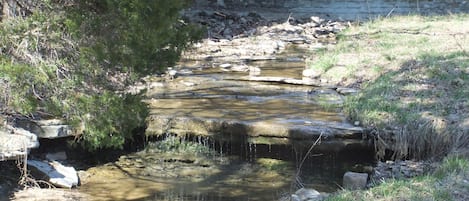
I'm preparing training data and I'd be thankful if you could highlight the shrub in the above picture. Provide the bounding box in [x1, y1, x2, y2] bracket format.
[0, 0, 202, 150]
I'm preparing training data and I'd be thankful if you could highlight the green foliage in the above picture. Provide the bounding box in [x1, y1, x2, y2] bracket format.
[69, 92, 149, 150]
[66, 0, 204, 76]
[0, 0, 202, 150]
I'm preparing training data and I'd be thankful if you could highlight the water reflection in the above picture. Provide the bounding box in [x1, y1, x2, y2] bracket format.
[79, 136, 374, 201]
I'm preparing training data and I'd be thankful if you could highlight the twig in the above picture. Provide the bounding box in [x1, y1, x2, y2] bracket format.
[214, 11, 226, 18]
[31, 84, 43, 100]
[296, 132, 323, 173]
[293, 132, 324, 189]
[386, 6, 397, 18]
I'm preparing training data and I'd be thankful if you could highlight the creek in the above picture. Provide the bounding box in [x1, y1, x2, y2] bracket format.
[77, 46, 376, 200]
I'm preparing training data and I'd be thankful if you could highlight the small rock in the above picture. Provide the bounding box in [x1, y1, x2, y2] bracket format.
[310, 16, 323, 24]
[343, 171, 368, 190]
[292, 188, 323, 201]
[354, 121, 360, 126]
[302, 69, 321, 78]
[249, 66, 261, 76]
[336, 87, 359, 95]
[167, 67, 177, 80]
[219, 63, 232, 68]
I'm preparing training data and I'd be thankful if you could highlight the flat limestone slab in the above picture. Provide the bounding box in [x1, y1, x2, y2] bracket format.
[145, 75, 364, 142]
[146, 115, 363, 141]
[0, 127, 39, 161]
[15, 119, 73, 139]
[28, 160, 79, 188]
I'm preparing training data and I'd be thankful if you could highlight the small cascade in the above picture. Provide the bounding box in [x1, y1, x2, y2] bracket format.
[79, 33, 375, 201]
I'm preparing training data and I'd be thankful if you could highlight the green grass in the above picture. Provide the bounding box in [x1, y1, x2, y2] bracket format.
[308, 14, 469, 160]
[312, 14, 469, 200]
[310, 49, 339, 72]
[326, 156, 469, 201]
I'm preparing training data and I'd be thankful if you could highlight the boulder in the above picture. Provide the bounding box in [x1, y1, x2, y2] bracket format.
[343, 171, 368, 190]
[28, 160, 79, 188]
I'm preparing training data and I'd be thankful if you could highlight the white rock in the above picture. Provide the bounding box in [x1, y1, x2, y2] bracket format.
[219, 63, 232, 68]
[302, 69, 321, 78]
[28, 160, 79, 188]
[293, 188, 322, 201]
[310, 16, 323, 24]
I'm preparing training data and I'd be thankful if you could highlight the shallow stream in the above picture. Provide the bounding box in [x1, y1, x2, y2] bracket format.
[78, 46, 375, 200]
